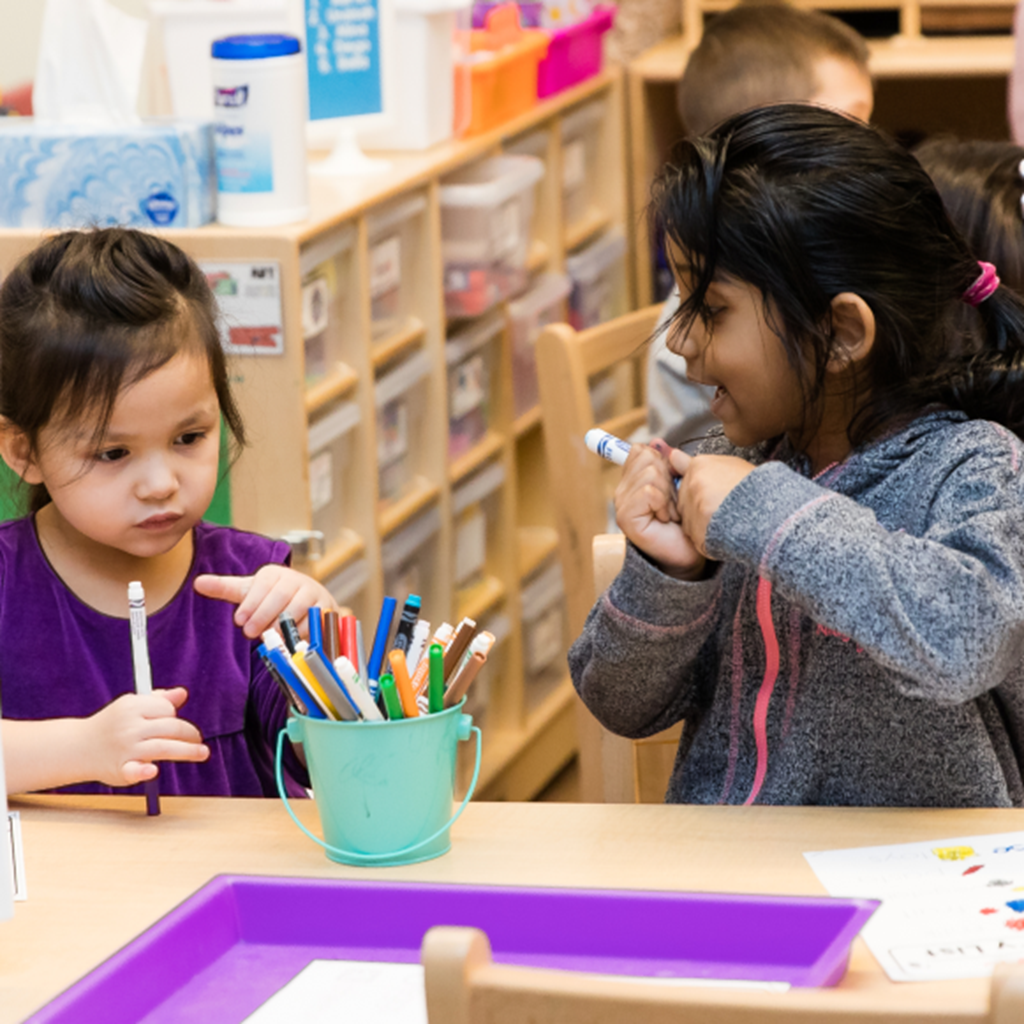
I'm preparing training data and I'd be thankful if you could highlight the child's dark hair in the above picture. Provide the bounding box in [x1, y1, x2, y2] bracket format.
[0, 228, 245, 512]
[913, 137, 1024, 296]
[651, 104, 1024, 446]
[678, 3, 869, 135]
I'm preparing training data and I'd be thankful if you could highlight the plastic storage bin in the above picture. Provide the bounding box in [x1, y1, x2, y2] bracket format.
[375, 349, 433, 503]
[300, 224, 358, 386]
[367, 194, 428, 340]
[560, 98, 604, 231]
[323, 556, 372, 625]
[441, 154, 545, 318]
[306, 398, 361, 553]
[452, 460, 505, 591]
[520, 558, 569, 708]
[507, 272, 571, 417]
[536, 5, 615, 98]
[446, 313, 502, 459]
[381, 504, 443, 612]
[454, 3, 549, 138]
[566, 229, 627, 330]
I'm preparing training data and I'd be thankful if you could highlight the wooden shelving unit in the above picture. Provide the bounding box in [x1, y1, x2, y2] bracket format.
[628, 0, 1016, 305]
[0, 66, 631, 802]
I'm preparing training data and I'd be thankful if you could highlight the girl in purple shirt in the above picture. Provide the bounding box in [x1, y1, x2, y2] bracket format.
[0, 229, 339, 797]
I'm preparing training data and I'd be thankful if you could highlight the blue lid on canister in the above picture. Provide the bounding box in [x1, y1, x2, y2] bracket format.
[211, 34, 301, 59]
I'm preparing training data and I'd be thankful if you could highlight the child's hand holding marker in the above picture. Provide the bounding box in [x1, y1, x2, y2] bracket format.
[194, 563, 343, 639]
[587, 428, 753, 578]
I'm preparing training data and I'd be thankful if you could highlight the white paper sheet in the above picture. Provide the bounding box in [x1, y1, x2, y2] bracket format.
[242, 960, 427, 1024]
[805, 831, 1024, 982]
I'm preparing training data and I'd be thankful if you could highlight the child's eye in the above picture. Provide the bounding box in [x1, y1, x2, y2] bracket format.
[176, 430, 207, 447]
[95, 447, 129, 463]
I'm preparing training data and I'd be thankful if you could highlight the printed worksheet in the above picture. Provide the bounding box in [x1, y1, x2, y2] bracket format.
[242, 960, 427, 1024]
[805, 831, 1024, 981]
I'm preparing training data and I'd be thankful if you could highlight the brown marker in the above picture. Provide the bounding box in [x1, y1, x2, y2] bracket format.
[442, 617, 477, 683]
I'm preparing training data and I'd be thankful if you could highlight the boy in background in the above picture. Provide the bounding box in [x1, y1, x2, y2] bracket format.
[648, 1, 874, 447]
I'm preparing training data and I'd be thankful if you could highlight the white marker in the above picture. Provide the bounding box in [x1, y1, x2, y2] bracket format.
[128, 581, 160, 816]
[585, 428, 632, 466]
[585, 428, 680, 491]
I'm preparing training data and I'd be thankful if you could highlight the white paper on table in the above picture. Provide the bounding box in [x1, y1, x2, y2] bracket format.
[242, 960, 428, 1024]
[805, 831, 1024, 982]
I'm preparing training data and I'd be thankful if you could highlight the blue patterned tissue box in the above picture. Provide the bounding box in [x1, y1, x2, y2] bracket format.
[0, 119, 216, 228]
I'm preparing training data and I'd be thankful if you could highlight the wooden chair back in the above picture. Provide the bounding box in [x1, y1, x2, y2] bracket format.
[536, 306, 679, 803]
[423, 925, 1024, 1024]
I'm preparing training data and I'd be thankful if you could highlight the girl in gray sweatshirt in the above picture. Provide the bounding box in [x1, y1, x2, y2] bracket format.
[569, 105, 1024, 807]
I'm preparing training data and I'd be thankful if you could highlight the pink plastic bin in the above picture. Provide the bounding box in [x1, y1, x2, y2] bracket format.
[536, 5, 615, 98]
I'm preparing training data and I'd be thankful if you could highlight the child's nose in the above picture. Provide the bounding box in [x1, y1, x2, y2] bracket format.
[137, 456, 177, 500]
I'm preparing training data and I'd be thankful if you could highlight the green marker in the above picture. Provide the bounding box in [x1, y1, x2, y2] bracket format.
[428, 642, 445, 714]
[380, 672, 404, 720]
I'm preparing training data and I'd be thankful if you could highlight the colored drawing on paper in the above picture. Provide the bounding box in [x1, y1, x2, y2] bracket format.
[1006, 900, 1024, 913]
[1007, 919, 1024, 931]
[963, 865, 984, 876]
[933, 846, 975, 861]
[981, 908, 997, 915]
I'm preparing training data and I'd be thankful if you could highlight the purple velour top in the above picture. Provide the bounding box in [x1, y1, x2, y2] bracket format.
[0, 517, 308, 797]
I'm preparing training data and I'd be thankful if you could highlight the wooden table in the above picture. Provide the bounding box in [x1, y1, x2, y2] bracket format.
[3, 796, 1024, 1022]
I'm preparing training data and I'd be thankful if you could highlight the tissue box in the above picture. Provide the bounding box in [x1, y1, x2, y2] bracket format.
[0, 119, 216, 228]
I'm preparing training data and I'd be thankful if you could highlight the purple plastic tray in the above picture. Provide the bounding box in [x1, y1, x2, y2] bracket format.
[29, 875, 878, 1023]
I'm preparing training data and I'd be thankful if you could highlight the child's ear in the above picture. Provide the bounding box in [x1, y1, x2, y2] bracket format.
[827, 292, 876, 372]
[0, 419, 43, 484]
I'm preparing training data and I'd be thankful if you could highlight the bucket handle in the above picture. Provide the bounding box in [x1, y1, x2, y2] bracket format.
[274, 722, 483, 863]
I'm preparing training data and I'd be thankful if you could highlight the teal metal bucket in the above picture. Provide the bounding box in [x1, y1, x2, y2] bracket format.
[275, 702, 482, 867]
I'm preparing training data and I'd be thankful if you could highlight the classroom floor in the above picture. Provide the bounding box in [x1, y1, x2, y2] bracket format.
[535, 757, 581, 801]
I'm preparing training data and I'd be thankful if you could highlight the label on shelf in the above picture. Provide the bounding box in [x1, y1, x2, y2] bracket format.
[562, 138, 586, 192]
[309, 450, 333, 512]
[450, 353, 486, 420]
[201, 260, 284, 356]
[302, 275, 331, 338]
[369, 234, 401, 300]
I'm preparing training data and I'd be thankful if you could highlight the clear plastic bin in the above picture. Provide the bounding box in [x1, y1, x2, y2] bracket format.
[446, 313, 502, 459]
[566, 229, 627, 331]
[367, 194, 428, 340]
[507, 272, 570, 418]
[440, 154, 545, 318]
[307, 399, 361, 553]
[300, 225, 357, 387]
[559, 99, 605, 232]
[381, 505, 443, 613]
[375, 349, 433, 503]
[452, 459, 505, 591]
[323, 556, 372, 625]
[520, 558, 569, 709]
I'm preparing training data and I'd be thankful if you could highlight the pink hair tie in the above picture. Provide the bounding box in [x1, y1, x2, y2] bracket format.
[962, 261, 1000, 306]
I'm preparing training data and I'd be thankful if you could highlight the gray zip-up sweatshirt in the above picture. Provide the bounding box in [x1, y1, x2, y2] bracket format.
[568, 411, 1024, 807]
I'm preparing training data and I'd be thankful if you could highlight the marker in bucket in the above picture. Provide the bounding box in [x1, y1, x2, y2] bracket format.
[585, 428, 680, 491]
[444, 631, 494, 708]
[367, 596, 397, 696]
[428, 643, 445, 714]
[127, 581, 160, 816]
[379, 672, 404, 720]
[388, 648, 419, 718]
[392, 594, 421, 654]
[333, 656, 384, 721]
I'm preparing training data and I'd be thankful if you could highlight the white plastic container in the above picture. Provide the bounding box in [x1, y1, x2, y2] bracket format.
[212, 33, 309, 226]
[507, 273, 571, 418]
[566, 230, 627, 330]
[324, 556, 372, 624]
[446, 313, 502, 459]
[307, 399, 361, 553]
[560, 99, 605, 230]
[359, 0, 472, 150]
[148, 0, 297, 120]
[440, 155, 545, 318]
[375, 349, 433, 502]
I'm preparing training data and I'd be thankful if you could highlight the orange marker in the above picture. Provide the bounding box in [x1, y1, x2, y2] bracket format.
[388, 648, 420, 718]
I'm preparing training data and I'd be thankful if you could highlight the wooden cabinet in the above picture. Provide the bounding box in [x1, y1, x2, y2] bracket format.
[0, 67, 631, 801]
[628, 0, 1017, 306]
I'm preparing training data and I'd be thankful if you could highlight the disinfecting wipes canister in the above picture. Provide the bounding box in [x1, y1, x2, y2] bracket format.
[212, 34, 309, 227]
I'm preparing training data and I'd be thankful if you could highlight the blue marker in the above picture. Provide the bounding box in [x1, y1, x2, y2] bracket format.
[265, 644, 327, 719]
[308, 606, 323, 654]
[367, 596, 398, 687]
[392, 594, 421, 654]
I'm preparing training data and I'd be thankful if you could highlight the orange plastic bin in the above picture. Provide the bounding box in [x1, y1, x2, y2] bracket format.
[455, 3, 549, 138]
